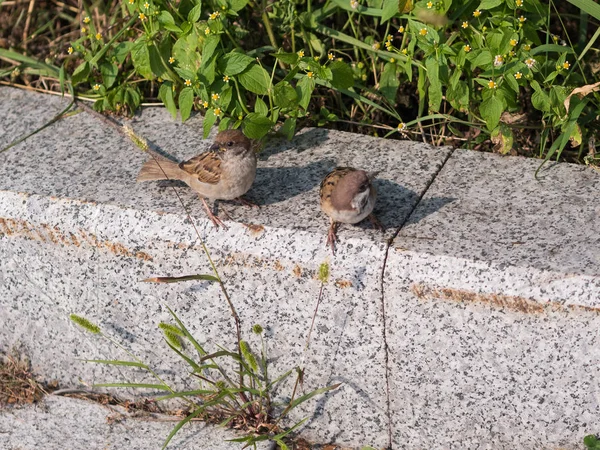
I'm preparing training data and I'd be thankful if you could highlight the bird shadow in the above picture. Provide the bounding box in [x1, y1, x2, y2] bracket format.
[246, 158, 336, 206]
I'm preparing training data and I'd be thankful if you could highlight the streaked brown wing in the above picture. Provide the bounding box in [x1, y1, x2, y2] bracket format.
[319, 167, 356, 199]
[179, 152, 221, 185]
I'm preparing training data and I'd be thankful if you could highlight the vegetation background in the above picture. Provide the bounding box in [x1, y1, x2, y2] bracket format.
[1, 0, 599, 169]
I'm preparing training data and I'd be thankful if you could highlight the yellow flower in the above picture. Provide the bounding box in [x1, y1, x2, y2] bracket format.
[494, 55, 504, 67]
[214, 108, 222, 116]
[401, 48, 408, 55]
[139, 12, 146, 20]
[482, 26, 487, 32]
[172, 85, 176, 92]
[525, 57, 535, 68]
[419, 28, 427, 36]
[144, 1, 149, 8]
[509, 50, 515, 57]
[205, 27, 210, 35]
[93, 84, 101, 91]
[95, 33, 102, 40]
[563, 61, 570, 69]
[68, 46, 73, 55]
[212, 93, 220, 101]
[372, 42, 381, 50]
[157, 77, 163, 82]
[397, 122, 406, 131]
[385, 42, 392, 51]
[426, 1, 433, 8]
[519, 15, 526, 22]
[350, 0, 359, 9]
[297, 50, 305, 57]
[83, 16, 90, 24]
[81, 27, 86, 34]
[516, 0, 523, 6]
[168, 56, 175, 63]
[202, 101, 209, 108]
[462, 21, 468, 29]
[398, 25, 405, 33]
[185, 79, 192, 86]
[307, 71, 314, 78]
[386, 34, 393, 42]
[514, 72, 522, 79]
[128, 0, 134, 3]
[223, 75, 230, 82]
[473, 9, 481, 17]
[209, 11, 220, 20]
[361, 74, 367, 81]
[463, 44, 471, 52]
[313, 56, 319, 61]
[390, 57, 396, 63]
[523, 44, 531, 51]
[488, 80, 497, 89]
[327, 53, 334, 60]
[510, 39, 518, 46]
[552, 34, 559, 43]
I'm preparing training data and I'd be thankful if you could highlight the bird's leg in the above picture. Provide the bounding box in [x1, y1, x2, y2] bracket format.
[233, 196, 259, 208]
[368, 213, 384, 231]
[326, 219, 339, 253]
[200, 197, 227, 228]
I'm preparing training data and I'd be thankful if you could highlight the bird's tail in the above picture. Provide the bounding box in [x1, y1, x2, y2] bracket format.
[137, 157, 181, 181]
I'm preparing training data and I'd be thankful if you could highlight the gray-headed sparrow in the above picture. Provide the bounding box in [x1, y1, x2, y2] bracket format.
[137, 129, 256, 227]
[320, 167, 382, 251]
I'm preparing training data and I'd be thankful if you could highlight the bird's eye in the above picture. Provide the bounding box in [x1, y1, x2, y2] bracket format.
[227, 141, 234, 147]
[359, 183, 369, 192]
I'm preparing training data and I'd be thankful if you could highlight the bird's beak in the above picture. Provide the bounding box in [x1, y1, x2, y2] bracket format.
[209, 143, 221, 152]
[367, 170, 380, 180]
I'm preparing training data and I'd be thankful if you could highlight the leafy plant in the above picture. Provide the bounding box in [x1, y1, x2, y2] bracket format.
[585, 434, 600, 450]
[70, 311, 339, 449]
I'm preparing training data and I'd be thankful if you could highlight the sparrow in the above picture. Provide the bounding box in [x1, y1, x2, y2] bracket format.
[319, 167, 382, 252]
[137, 129, 257, 227]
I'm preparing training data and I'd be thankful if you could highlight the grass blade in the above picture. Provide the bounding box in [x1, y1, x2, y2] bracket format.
[161, 406, 205, 449]
[93, 383, 170, 389]
[143, 274, 219, 283]
[83, 359, 148, 368]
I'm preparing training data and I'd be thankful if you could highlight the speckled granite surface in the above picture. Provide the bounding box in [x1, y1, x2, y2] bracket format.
[1, 86, 599, 449]
[0, 395, 274, 449]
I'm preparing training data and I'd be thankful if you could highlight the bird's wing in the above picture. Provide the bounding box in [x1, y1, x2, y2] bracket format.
[178, 152, 222, 185]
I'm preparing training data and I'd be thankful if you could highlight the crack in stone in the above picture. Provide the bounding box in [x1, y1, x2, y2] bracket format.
[378, 147, 455, 449]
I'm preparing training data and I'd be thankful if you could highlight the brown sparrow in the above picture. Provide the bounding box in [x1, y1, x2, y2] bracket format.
[137, 129, 257, 227]
[319, 167, 382, 251]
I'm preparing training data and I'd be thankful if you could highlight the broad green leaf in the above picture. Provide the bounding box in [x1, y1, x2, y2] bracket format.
[329, 60, 354, 90]
[179, 87, 195, 122]
[530, 81, 551, 112]
[381, 0, 398, 22]
[201, 35, 220, 66]
[272, 51, 299, 65]
[471, 50, 492, 68]
[280, 117, 296, 140]
[491, 123, 514, 155]
[242, 112, 274, 139]
[158, 11, 182, 32]
[159, 83, 178, 119]
[71, 61, 90, 85]
[203, 108, 218, 138]
[172, 33, 199, 71]
[531, 44, 576, 56]
[114, 42, 133, 64]
[274, 81, 298, 108]
[296, 75, 315, 110]
[238, 64, 271, 95]
[131, 38, 153, 79]
[229, 0, 250, 11]
[478, 0, 503, 9]
[425, 57, 442, 112]
[480, 94, 503, 130]
[254, 97, 269, 116]
[187, 4, 202, 22]
[504, 72, 519, 93]
[380, 62, 399, 103]
[220, 51, 254, 76]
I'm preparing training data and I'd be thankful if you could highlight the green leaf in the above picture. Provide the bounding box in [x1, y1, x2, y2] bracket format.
[100, 62, 118, 89]
[530, 44, 576, 55]
[491, 123, 514, 155]
[201, 34, 220, 67]
[238, 64, 271, 95]
[203, 108, 218, 138]
[220, 51, 254, 76]
[329, 60, 354, 90]
[296, 75, 315, 110]
[254, 97, 269, 116]
[566, 0, 600, 21]
[179, 87, 194, 122]
[479, 94, 504, 130]
[274, 81, 299, 109]
[584, 435, 599, 447]
[59, 64, 66, 95]
[83, 359, 148, 368]
[471, 50, 492, 69]
[71, 61, 90, 85]
[159, 83, 178, 119]
[280, 117, 297, 140]
[158, 11, 182, 32]
[243, 112, 274, 139]
[425, 57, 442, 112]
[530, 81, 551, 112]
[94, 383, 169, 389]
[187, 4, 202, 22]
[272, 51, 298, 65]
[478, 0, 503, 9]
[380, 62, 399, 103]
[229, 0, 250, 11]
[381, 0, 398, 22]
[172, 33, 199, 71]
[504, 72, 519, 93]
[131, 38, 153, 79]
